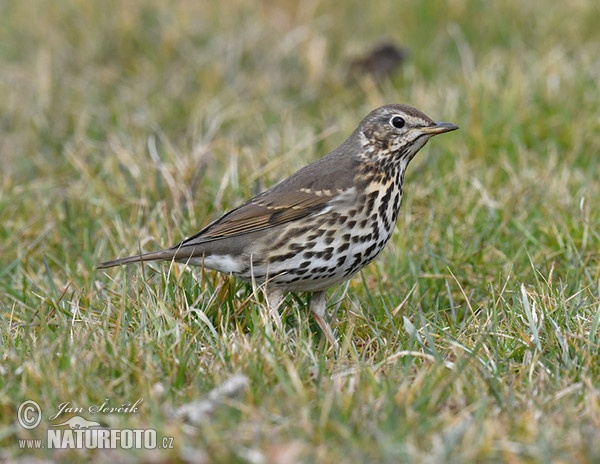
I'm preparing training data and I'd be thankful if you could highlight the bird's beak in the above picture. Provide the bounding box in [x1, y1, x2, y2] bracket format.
[422, 121, 459, 135]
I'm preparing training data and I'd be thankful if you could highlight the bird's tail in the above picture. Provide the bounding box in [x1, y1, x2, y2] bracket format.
[97, 249, 175, 269]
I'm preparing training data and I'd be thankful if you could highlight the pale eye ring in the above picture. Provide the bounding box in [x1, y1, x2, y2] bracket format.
[390, 115, 406, 129]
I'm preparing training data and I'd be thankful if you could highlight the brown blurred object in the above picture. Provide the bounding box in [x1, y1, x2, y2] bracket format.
[349, 41, 408, 83]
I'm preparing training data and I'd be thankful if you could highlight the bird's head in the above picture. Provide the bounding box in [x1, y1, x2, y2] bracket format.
[357, 104, 458, 166]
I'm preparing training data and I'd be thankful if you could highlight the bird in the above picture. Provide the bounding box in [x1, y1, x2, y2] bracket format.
[98, 104, 458, 347]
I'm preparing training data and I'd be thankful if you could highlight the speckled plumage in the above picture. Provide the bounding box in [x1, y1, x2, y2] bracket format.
[99, 104, 458, 347]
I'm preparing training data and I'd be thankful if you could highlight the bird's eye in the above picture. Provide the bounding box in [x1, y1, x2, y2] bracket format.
[390, 115, 406, 129]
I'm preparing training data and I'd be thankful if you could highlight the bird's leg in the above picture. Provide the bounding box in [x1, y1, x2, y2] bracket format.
[310, 290, 339, 349]
[265, 286, 284, 331]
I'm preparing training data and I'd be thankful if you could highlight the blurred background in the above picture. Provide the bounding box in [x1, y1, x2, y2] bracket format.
[2, 0, 599, 462]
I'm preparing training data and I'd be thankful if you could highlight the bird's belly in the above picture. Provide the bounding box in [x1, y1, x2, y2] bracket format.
[198, 182, 402, 292]
[235, 221, 396, 292]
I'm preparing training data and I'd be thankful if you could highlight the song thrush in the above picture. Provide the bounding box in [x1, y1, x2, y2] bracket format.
[99, 104, 458, 347]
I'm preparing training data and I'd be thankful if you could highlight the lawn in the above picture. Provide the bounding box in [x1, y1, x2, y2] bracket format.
[1, 0, 599, 462]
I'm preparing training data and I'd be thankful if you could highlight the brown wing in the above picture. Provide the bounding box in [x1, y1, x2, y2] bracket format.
[98, 129, 363, 268]
[97, 187, 338, 268]
[176, 148, 360, 248]
[177, 187, 336, 247]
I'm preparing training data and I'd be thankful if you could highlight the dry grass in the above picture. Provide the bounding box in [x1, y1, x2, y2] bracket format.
[1, 0, 600, 462]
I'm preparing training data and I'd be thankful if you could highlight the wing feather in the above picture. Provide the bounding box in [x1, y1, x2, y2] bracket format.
[178, 189, 336, 247]
[177, 153, 359, 248]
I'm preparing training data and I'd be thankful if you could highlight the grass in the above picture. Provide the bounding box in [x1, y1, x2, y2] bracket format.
[1, 0, 599, 462]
